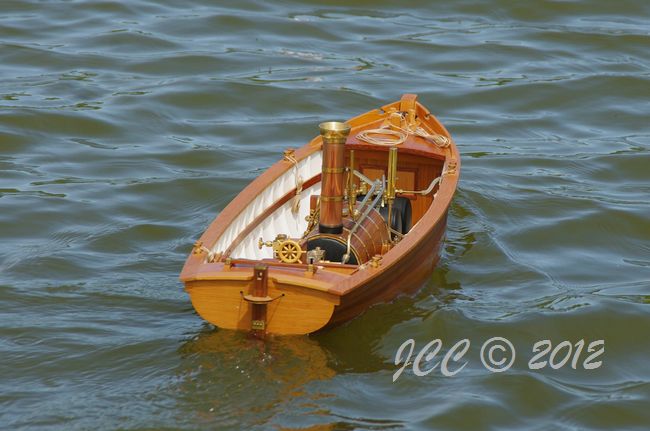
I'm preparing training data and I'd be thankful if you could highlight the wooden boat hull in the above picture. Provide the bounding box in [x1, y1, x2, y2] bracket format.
[180, 94, 460, 335]
[185, 278, 340, 335]
[328, 213, 447, 327]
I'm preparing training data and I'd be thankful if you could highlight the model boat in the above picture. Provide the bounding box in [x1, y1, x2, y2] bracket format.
[180, 94, 460, 335]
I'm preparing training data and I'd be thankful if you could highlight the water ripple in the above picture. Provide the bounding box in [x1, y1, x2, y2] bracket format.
[1, 0, 649, 429]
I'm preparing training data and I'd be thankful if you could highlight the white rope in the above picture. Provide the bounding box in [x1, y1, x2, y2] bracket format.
[284, 152, 303, 214]
[356, 128, 406, 146]
[393, 124, 450, 148]
[356, 111, 450, 148]
[195, 243, 218, 262]
[399, 176, 441, 196]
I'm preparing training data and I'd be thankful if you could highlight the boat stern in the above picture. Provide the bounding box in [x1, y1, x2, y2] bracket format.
[183, 262, 341, 335]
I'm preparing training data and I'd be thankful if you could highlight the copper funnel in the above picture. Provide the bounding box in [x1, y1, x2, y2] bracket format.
[318, 121, 351, 234]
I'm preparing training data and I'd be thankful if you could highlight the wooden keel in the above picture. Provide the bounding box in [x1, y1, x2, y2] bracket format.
[249, 265, 269, 337]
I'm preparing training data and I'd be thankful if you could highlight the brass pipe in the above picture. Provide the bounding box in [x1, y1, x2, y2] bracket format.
[386, 147, 398, 240]
[347, 149, 356, 219]
[318, 121, 351, 234]
[387, 147, 398, 201]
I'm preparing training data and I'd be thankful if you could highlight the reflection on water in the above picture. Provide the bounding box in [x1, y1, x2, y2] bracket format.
[1, 0, 649, 428]
[175, 327, 336, 429]
[174, 264, 462, 429]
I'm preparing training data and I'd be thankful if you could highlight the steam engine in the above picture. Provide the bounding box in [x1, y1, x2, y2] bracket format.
[260, 121, 411, 266]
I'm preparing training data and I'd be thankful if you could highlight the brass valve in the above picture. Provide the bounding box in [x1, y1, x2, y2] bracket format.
[258, 238, 274, 249]
[277, 239, 304, 264]
[258, 234, 305, 263]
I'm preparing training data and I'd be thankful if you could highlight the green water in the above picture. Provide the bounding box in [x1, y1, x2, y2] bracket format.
[1, 1, 649, 429]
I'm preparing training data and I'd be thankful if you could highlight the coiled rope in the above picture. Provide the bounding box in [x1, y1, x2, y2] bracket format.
[356, 128, 406, 146]
[395, 124, 450, 148]
[356, 112, 450, 148]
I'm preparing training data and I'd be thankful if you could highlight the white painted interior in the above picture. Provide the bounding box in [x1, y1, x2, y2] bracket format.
[211, 151, 322, 259]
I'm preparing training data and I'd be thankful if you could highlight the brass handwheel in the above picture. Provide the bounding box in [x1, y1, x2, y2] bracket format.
[277, 240, 303, 263]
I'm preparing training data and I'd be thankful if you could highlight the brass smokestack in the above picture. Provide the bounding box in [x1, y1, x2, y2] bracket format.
[318, 121, 351, 234]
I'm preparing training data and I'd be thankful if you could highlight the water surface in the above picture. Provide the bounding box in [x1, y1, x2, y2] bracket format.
[1, 0, 649, 429]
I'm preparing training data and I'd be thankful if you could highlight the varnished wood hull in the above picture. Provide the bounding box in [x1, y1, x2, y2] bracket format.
[327, 213, 447, 327]
[180, 94, 460, 335]
[185, 277, 340, 335]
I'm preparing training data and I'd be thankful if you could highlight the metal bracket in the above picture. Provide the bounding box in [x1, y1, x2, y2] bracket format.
[240, 291, 285, 304]
[251, 320, 265, 330]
